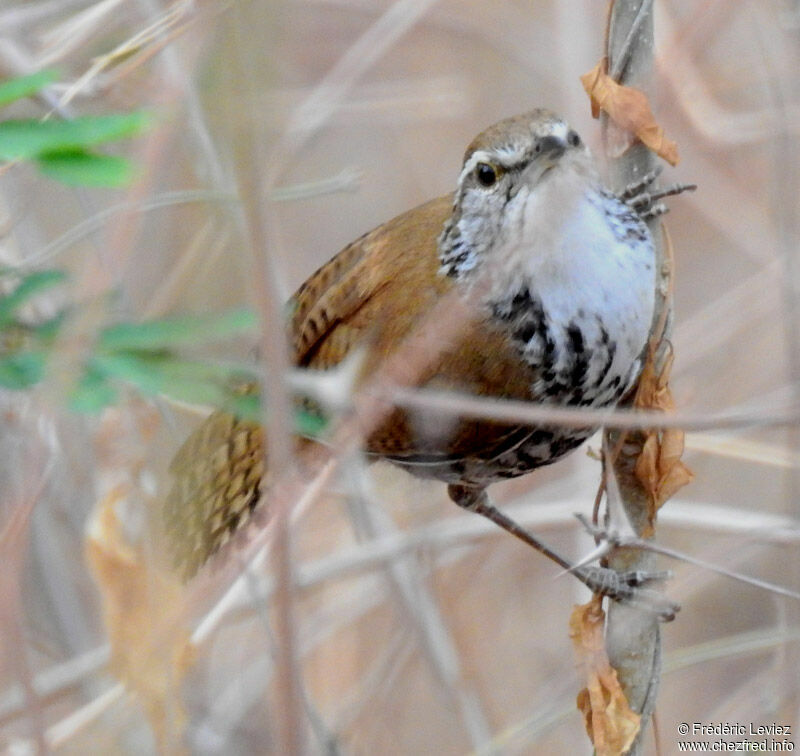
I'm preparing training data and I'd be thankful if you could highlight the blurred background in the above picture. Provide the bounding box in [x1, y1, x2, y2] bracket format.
[1, 0, 799, 753]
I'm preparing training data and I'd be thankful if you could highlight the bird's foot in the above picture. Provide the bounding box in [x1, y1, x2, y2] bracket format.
[618, 165, 697, 220]
[575, 564, 680, 621]
[448, 484, 680, 621]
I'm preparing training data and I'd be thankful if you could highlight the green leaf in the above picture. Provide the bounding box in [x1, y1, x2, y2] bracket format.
[227, 392, 261, 422]
[294, 407, 327, 438]
[221, 393, 326, 436]
[0, 70, 58, 108]
[37, 150, 133, 187]
[32, 312, 66, 343]
[0, 112, 151, 160]
[90, 352, 171, 395]
[0, 269, 67, 328]
[70, 365, 118, 412]
[91, 352, 233, 396]
[154, 377, 235, 409]
[88, 351, 258, 412]
[0, 351, 46, 389]
[99, 309, 257, 350]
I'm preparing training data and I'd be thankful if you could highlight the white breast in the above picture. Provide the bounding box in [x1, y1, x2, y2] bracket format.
[486, 173, 656, 405]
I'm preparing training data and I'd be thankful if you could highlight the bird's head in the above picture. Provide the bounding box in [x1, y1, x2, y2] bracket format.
[439, 109, 596, 280]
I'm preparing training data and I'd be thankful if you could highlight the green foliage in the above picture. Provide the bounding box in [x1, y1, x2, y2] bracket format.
[37, 151, 133, 188]
[0, 350, 47, 389]
[0, 269, 257, 410]
[69, 362, 119, 412]
[0, 70, 57, 108]
[294, 407, 328, 438]
[99, 309, 257, 350]
[0, 74, 328, 437]
[81, 352, 248, 412]
[0, 70, 150, 188]
[0, 270, 328, 437]
[0, 269, 66, 328]
[0, 113, 151, 160]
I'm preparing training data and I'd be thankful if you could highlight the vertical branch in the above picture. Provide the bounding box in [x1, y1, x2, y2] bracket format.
[230, 5, 305, 753]
[601, 1, 666, 753]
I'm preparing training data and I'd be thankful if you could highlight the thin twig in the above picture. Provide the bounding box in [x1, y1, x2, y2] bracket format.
[576, 514, 800, 601]
[609, 0, 655, 80]
[384, 384, 800, 432]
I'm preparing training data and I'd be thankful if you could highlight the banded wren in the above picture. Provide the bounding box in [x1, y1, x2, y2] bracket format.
[165, 109, 689, 610]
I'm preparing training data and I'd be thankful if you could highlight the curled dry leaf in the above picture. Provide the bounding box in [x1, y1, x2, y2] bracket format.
[86, 486, 194, 752]
[581, 61, 680, 166]
[571, 597, 641, 755]
[633, 350, 694, 533]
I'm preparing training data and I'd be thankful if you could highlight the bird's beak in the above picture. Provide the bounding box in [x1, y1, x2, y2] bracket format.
[521, 133, 568, 189]
[538, 134, 567, 162]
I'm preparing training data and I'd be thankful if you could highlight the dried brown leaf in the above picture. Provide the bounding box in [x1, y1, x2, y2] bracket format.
[571, 598, 641, 755]
[632, 349, 693, 527]
[86, 487, 194, 752]
[658, 461, 695, 504]
[581, 61, 680, 166]
[634, 433, 659, 500]
[659, 427, 686, 476]
[636, 350, 675, 412]
[634, 357, 657, 409]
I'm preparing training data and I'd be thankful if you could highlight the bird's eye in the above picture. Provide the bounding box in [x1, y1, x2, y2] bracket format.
[475, 162, 498, 187]
[568, 130, 581, 147]
[533, 142, 542, 155]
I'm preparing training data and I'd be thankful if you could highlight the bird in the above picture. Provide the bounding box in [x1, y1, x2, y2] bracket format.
[164, 108, 689, 609]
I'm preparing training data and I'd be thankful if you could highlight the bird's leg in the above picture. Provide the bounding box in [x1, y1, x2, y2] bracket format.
[447, 484, 679, 621]
[618, 165, 697, 221]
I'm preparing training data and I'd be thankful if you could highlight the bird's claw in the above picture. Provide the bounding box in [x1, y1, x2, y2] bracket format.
[619, 166, 664, 201]
[575, 565, 680, 622]
[618, 165, 697, 220]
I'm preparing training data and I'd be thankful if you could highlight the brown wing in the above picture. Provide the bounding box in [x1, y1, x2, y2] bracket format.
[163, 196, 454, 576]
[291, 195, 454, 368]
[290, 195, 540, 464]
[165, 194, 539, 576]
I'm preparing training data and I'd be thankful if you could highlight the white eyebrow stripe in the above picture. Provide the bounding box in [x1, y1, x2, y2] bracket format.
[459, 151, 492, 184]
[550, 120, 568, 142]
[493, 144, 528, 164]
